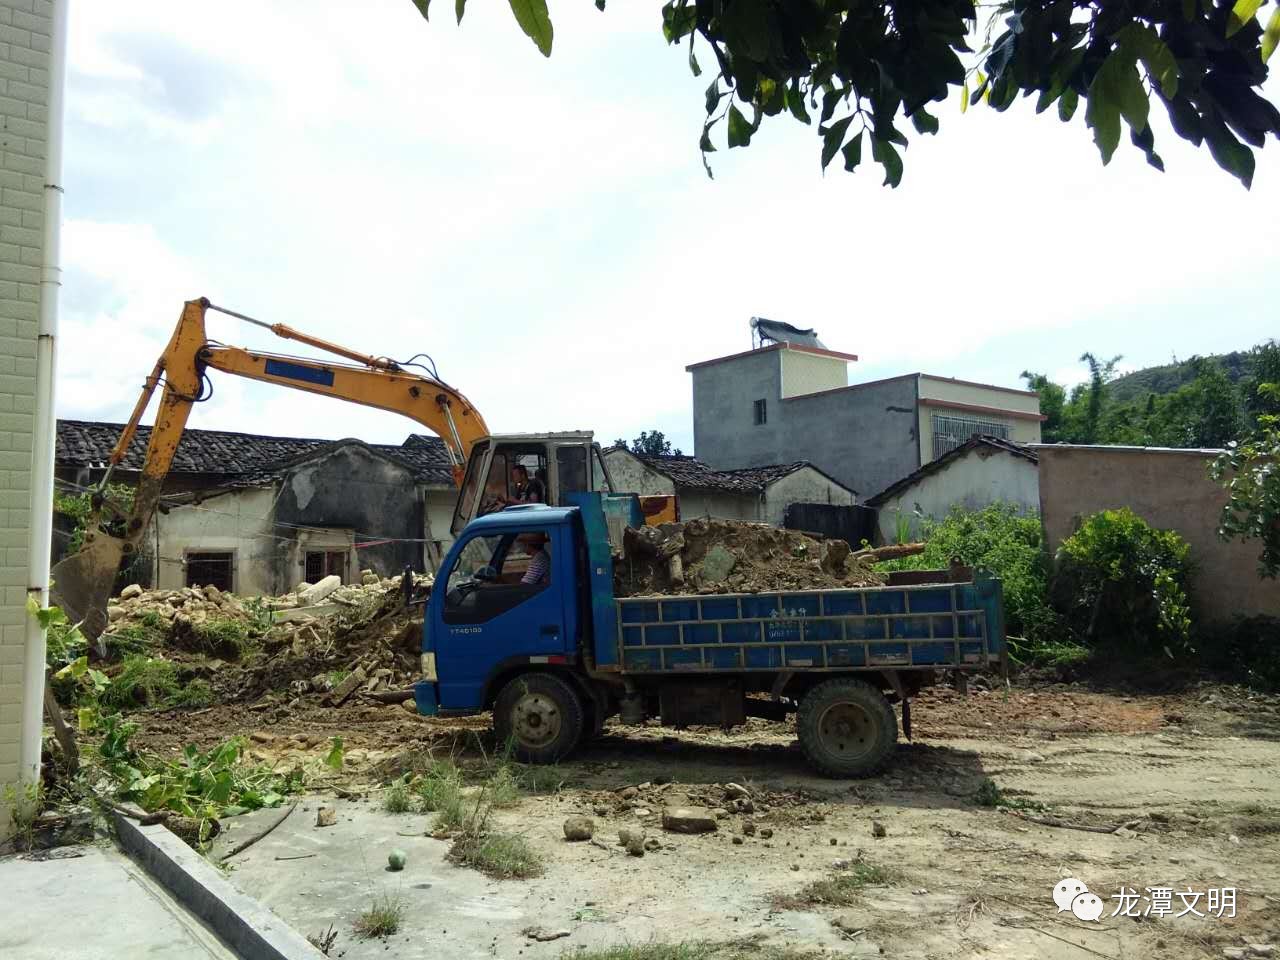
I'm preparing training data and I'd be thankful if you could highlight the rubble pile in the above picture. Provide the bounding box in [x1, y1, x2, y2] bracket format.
[615, 518, 884, 597]
[104, 569, 432, 706]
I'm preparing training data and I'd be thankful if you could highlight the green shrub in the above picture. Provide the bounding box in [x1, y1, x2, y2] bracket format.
[1052, 508, 1193, 654]
[185, 618, 253, 659]
[1200, 616, 1280, 691]
[880, 503, 1055, 642]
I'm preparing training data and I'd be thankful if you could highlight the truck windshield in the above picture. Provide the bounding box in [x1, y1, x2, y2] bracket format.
[447, 535, 502, 591]
[450, 441, 488, 537]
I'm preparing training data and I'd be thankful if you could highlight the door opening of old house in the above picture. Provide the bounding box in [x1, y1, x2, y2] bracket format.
[186, 552, 233, 592]
[306, 550, 348, 584]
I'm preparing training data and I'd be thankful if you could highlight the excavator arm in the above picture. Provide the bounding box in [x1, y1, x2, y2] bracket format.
[51, 297, 488, 639]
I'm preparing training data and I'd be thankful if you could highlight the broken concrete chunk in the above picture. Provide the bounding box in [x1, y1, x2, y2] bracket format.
[626, 835, 645, 857]
[399, 699, 417, 715]
[662, 807, 718, 834]
[315, 806, 337, 827]
[107, 605, 125, 622]
[523, 927, 570, 943]
[120, 584, 144, 600]
[699, 545, 737, 583]
[723, 783, 750, 800]
[563, 816, 594, 842]
[203, 584, 222, 601]
[328, 667, 367, 706]
[871, 820, 887, 838]
[298, 575, 341, 606]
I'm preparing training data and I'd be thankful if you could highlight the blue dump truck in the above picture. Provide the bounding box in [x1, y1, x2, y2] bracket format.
[414, 495, 1006, 777]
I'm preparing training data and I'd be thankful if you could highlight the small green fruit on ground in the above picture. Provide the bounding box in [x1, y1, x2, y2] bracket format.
[388, 849, 407, 871]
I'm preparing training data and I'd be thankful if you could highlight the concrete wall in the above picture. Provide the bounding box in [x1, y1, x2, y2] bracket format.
[1035, 445, 1280, 623]
[691, 349, 785, 472]
[874, 451, 1040, 543]
[679, 490, 760, 522]
[779, 350, 847, 399]
[602, 449, 677, 496]
[0, 0, 51, 841]
[917, 376, 1043, 461]
[762, 466, 857, 527]
[423, 488, 456, 571]
[155, 487, 278, 595]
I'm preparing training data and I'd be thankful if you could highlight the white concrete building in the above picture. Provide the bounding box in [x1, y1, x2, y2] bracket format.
[865, 436, 1040, 543]
[604, 447, 856, 526]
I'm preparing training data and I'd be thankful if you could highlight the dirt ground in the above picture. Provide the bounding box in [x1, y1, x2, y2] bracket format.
[154, 679, 1280, 960]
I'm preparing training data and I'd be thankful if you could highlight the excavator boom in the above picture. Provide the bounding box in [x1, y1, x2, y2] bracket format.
[51, 298, 488, 639]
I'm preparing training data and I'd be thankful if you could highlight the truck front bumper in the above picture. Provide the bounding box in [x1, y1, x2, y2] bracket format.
[413, 681, 439, 716]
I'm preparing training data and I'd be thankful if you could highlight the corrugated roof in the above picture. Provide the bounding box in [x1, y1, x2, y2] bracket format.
[865, 435, 1038, 507]
[56, 419, 455, 487]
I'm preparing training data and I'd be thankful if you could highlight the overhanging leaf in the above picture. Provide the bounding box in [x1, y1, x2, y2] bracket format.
[508, 0, 553, 56]
[1228, 0, 1264, 37]
[411, 0, 431, 20]
[688, 33, 701, 77]
[705, 80, 723, 115]
[1118, 24, 1179, 99]
[1263, 7, 1280, 61]
[870, 135, 903, 187]
[961, 81, 969, 113]
[1203, 113, 1256, 188]
[820, 115, 854, 170]
[455, 0, 466, 24]
[841, 131, 863, 171]
[727, 104, 753, 147]
[910, 107, 939, 135]
[699, 124, 717, 153]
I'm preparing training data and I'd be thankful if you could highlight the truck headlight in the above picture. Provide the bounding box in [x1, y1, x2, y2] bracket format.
[420, 652, 437, 681]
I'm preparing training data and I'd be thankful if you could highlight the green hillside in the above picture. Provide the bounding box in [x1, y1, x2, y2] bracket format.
[1108, 351, 1255, 403]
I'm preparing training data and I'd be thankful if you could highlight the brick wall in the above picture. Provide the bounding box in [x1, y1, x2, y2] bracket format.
[0, 0, 51, 840]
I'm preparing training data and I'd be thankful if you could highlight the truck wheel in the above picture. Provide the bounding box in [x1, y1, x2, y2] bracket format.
[494, 672, 585, 764]
[797, 678, 897, 778]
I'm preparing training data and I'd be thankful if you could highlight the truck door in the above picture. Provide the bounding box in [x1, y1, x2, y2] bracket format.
[434, 525, 570, 710]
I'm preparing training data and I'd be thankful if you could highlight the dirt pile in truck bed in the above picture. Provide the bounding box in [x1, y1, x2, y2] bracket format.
[614, 518, 883, 597]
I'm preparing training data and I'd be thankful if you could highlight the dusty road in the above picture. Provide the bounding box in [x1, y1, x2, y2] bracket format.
[192, 682, 1280, 960]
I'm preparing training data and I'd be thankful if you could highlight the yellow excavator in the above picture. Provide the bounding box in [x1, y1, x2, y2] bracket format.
[51, 297, 625, 639]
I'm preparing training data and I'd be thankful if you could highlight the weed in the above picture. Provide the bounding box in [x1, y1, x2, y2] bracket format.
[511, 762, 566, 794]
[2, 781, 42, 851]
[308, 925, 339, 955]
[103, 655, 179, 709]
[383, 776, 414, 814]
[352, 892, 404, 939]
[573, 906, 609, 922]
[243, 597, 275, 634]
[972, 777, 1046, 811]
[326, 669, 349, 688]
[486, 766, 521, 808]
[773, 862, 897, 909]
[190, 618, 254, 659]
[415, 763, 465, 827]
[450, 830, 543, 879]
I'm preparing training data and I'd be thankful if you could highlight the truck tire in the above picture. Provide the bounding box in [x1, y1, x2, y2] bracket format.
[494, 672, 585, 764]
[797, 678, 897, 778]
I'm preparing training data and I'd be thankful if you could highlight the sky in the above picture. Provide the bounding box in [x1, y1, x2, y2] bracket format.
[58, 2, 1280, 455]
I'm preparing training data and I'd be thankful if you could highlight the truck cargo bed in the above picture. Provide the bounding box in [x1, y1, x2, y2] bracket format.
[615, 577, 1004, 674]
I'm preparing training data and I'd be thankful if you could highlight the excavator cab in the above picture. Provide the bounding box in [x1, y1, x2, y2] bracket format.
[450, 433, 615, 537]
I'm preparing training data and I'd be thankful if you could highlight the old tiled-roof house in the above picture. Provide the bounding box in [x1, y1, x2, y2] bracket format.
[602, 447, 856, 525]
[55, 420, 458, 594]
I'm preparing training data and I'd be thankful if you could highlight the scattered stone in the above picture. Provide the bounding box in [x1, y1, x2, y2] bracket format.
[735, 798, 755, 814]
[732, 836, 744, 845]
[563, 816, 594, 842]
[742, 822, 757, 837]
[594, 804, 609, 817]
[107, 605, 125, 622]
[315, 806, 337, 828]
[328, 667, 367, 706]
[203, 584, 222, 602]
[619, 787, 639, 801]
[713, 808, 729, 820]
[700, 545, 737, 583]
[791, 864, 800, 871]
[662, 807, 719, 834]
[120, 584, 143, 600]
[759, 827, 773, 839]
[724, 783, 750, 800]
[523, 927, 571, 943]
[626, 836, 645, 857]
[912, 888, 929, 895]
[400, 699, 417, 715]
[618, 828, 640, 847]
[1224, 950, 1247, 960]
[1229, 834, 1241, 845]
[643, 837, 661, 851]
[871, 820, 887, 838]
[1249, 947, 1276, 958]
[249, 731, 273, 744]
[298, 575, 342, 606]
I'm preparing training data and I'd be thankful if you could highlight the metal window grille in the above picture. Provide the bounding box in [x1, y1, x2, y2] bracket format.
[186, 552, 233, 592]
[931, 414, 1009, 458]
[753, 398, 767, 425]
[305, 550, 348, 583]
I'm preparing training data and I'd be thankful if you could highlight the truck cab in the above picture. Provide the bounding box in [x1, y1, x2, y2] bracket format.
[448, 433, 615, 537]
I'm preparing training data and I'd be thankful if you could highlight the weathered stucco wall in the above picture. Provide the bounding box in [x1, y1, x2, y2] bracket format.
[691, 349, 785, 472]
[680, 491, 760, 521]
[917, 377, 1043, 462]
[1035, 445, 1280, 623]
[779, 350, 847, 398]
[874, 451, 1040, 543]
[602, 450, 677, 496]
[156, 487, 277, 594]
[272, 445, 424, 592]
[762, 466, 857, 527]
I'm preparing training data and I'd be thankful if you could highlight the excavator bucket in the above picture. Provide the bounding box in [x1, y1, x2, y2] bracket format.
[49, 529, 125, 643]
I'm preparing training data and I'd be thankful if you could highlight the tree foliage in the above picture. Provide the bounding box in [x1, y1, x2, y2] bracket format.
[617, 430, 685, 456]
[410, 0, 1280, 186]
[1210, 381, 1280, 577]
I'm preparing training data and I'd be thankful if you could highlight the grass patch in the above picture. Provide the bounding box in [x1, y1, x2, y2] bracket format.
[1006, 635, 1091, 670]
[102, 655, 180, 709]
[415, 762, 466, 828]
[104, 623, 160, 658]
[168, 678, 214, 709]
[352, 892, 404, 939]
[772, 862, 898, 909]
[973, 777, 1047, 811]
[383, 776, 414, 814]
[486, 766, 521, 808]
[449, 830, 543, 879]
[189, 618, 254, 659]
